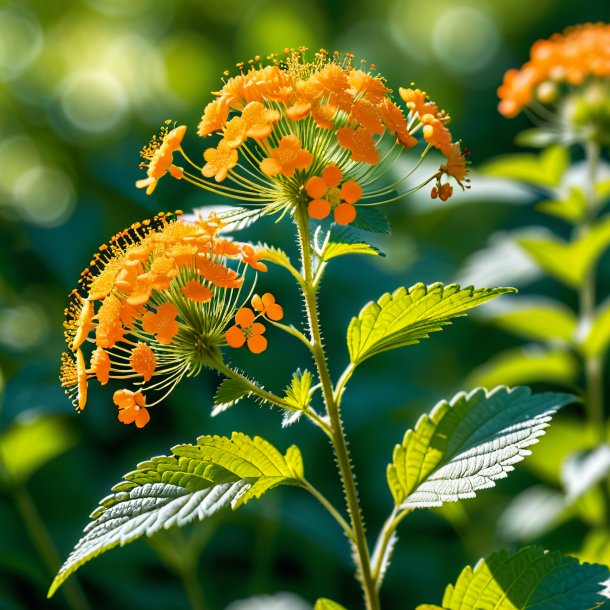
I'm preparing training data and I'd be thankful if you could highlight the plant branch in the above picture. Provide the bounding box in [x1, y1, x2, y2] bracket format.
[302, 479, 355, 541]
[294, 206, 380, 610]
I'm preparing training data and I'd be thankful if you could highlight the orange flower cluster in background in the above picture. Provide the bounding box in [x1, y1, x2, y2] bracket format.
[137, 48, 469, 222]
[498, 23, 610, 118]
[60, 211, 272, 427]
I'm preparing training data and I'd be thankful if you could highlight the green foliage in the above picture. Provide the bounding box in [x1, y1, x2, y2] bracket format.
[518, 216, 610, 288]
[314, 599, 347, 610]
[0, 414, 76, 486]
[48, 433, 304, 597]
[348, 283, 514, 365]
[418, 546, 610, 610]
[281, 369, 314, 429]
[320, 240, 381, 262]
[482, 145, 569, 188]
[490, 299, 578, 344]
[212, 377, 253, 415]
[536, 187, 586, 223]
[387, 387, 574, 509]
[349, 206, 391, 234]
[467, 346, 579, 388]
[581, 299, 610, 357]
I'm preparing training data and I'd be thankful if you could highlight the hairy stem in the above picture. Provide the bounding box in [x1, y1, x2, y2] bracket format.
[294, 206, 380, 610]
[581, 140, 609, 525]
[371, 508, 410, 585]
[302, 479, 355, 541]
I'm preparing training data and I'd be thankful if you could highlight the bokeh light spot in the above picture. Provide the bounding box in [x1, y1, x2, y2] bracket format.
[0, 305, 48, 351]
[0, 5, 43, 81]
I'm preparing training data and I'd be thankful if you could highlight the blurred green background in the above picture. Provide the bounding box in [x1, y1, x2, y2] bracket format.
[2, 0, 610, 609]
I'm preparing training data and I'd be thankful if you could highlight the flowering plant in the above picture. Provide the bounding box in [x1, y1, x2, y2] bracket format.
[50, 49, 609, 609]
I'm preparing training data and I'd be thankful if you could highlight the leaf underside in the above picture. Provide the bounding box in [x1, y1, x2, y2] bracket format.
[49, 433, 303, 597]
[348, 282, 515, 365]
[387, 386, 575, 509]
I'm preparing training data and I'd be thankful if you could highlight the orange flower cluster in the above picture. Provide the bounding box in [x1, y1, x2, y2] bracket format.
[306, 165, 362, 225]
[60, 211, 271, 427]
[226, 293, 284, 354]
[498, 23, 610, 118]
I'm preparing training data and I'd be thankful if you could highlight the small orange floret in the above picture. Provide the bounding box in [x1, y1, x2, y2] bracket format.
[76, 349, 88, 411]
[141, 302, 179, 344]
[440, 143, 468, 187]
[226, 307, 268, 353]
[421, 115, 453, 157]
[96, 295, 124, 348]
[337, 127, 380, 164]
[90, 347, 110, 385]
[197, 257, 243, 288]
[222, 116, 248, 148]
[198, 99, 230, 137]
[398, 87, 439, 117]
[241, 244, 268, 272]
[252, 293, 283, 321]
[129, 343, 156, 382]
[182, 280, 213, 303]
[114, 389, 150, 428]
[241, 101, 281, 139]
[71, 298, 95, 351]
[202, 141, 239, 182]
[260, 135, 313, 177]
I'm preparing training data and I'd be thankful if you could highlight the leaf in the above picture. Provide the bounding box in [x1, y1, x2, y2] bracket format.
[467, 346, 579, 389]
[227, 594, 311, 610]
[426, 546, 609, 610]
[283, 369, 313, 411]
[482, 145, 569, 188]
[489, 298, 577, 344]
[349, 205, 391, 234]
[518, 215, 610, 288]
[536, 187, 586, 223]
[257, 245, 295, 274]
[0, 413, 76, 486]
[515, 127, 572, 148]
[212, 378, 253, 416]
[578, 530, 610, 566]
[348, 283, 514, 366]
[581, 299, 610, 357]
[562, 445, 610, 503]
[316, 226, 383, 262]
[314, 599, 348, 610]
[387, 386, 574, 509]
[49, 433, 304, 597]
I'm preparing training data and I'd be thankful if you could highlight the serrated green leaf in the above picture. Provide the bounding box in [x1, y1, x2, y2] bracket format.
[428, 546, 609, 609]
[321, 241, 381, 261]
[258, 245, 294, 273]
[581, 299, 610, 357]
[212, 377, 252, 416]
[482, 145, 569, 188]
[49, 433, 304, 597]
[518, 216, 610, 288]
[350, 205, 391, 234]
[536, 187, 586, 223]
[578, 530, 610, 566]
[490, 299, 577, 344]
[314, 599, 348, 610]
[0, 414, 76, 486]
[387, 387, 574, 509]
[467, 346, 579, 389]
[348, 283, 514, 365]
[283, 369, 313, 411]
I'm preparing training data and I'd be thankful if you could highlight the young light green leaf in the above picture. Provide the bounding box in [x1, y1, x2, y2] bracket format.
[421, 546, 609, 610]
[536, 187, 586, 223]
[0, 414, 76, 486]
[518, 216, 610, 288]
[348, 283, 514, 365]
[467, 346, 579, 389]
[581, 299, 610, 357]
[387, 387, 575, 509]
[283, 369, 313, 411]
[314, 599, 348, 610]
[490, 299, 577, 344]
[514, 127, 572, 148]
[212, 377, 253, 416]
[321, 241, 381, 261]
[562, 445, 610, 503]
[482, 145, 569, 188]
[49, 433, 304, 598]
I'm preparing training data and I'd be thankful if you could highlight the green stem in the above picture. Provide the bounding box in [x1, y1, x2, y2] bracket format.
[13, 485, 91, 610]
[294, 206, 380, 610]
[581, 140, 609, 525]
[371, 508, 410, 585]
[215, 361, 332, 437]
[302, 479, 355, 541]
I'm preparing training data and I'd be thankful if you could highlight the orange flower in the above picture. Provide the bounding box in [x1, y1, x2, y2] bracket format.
[440, 143, 468, 187]
[96, 295, 124, 348]
[431, 183, 453, 201]
[222, 117, 248, 148]
[70, 298, 95, 351]
[114, 389, 150, 428]
[241, 101, 281, 140]
[136, 125, 186, 195]
[378, 98, 417, 148]
[349, 69, 391, 104]
[240, 244, 268, 272]
[196, 257, 243, 288]
[337, 127, 380, 164]
[129, 343, 156, 382]
[225, 307, 267, 353]
[90, 347, 110, 385]
[305, 165, 362, 225]
[421, 115, 453, 157]
[398, 88, 439, 117]
[202, 140, 239, 182]
[251, 293, 284, 321]
[141, 302, 179, 344]
[182, 280, 213, 302]
[351, 99, 384, 134]
[260, 135, 313, 177]
[198, 99, 230, 137]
